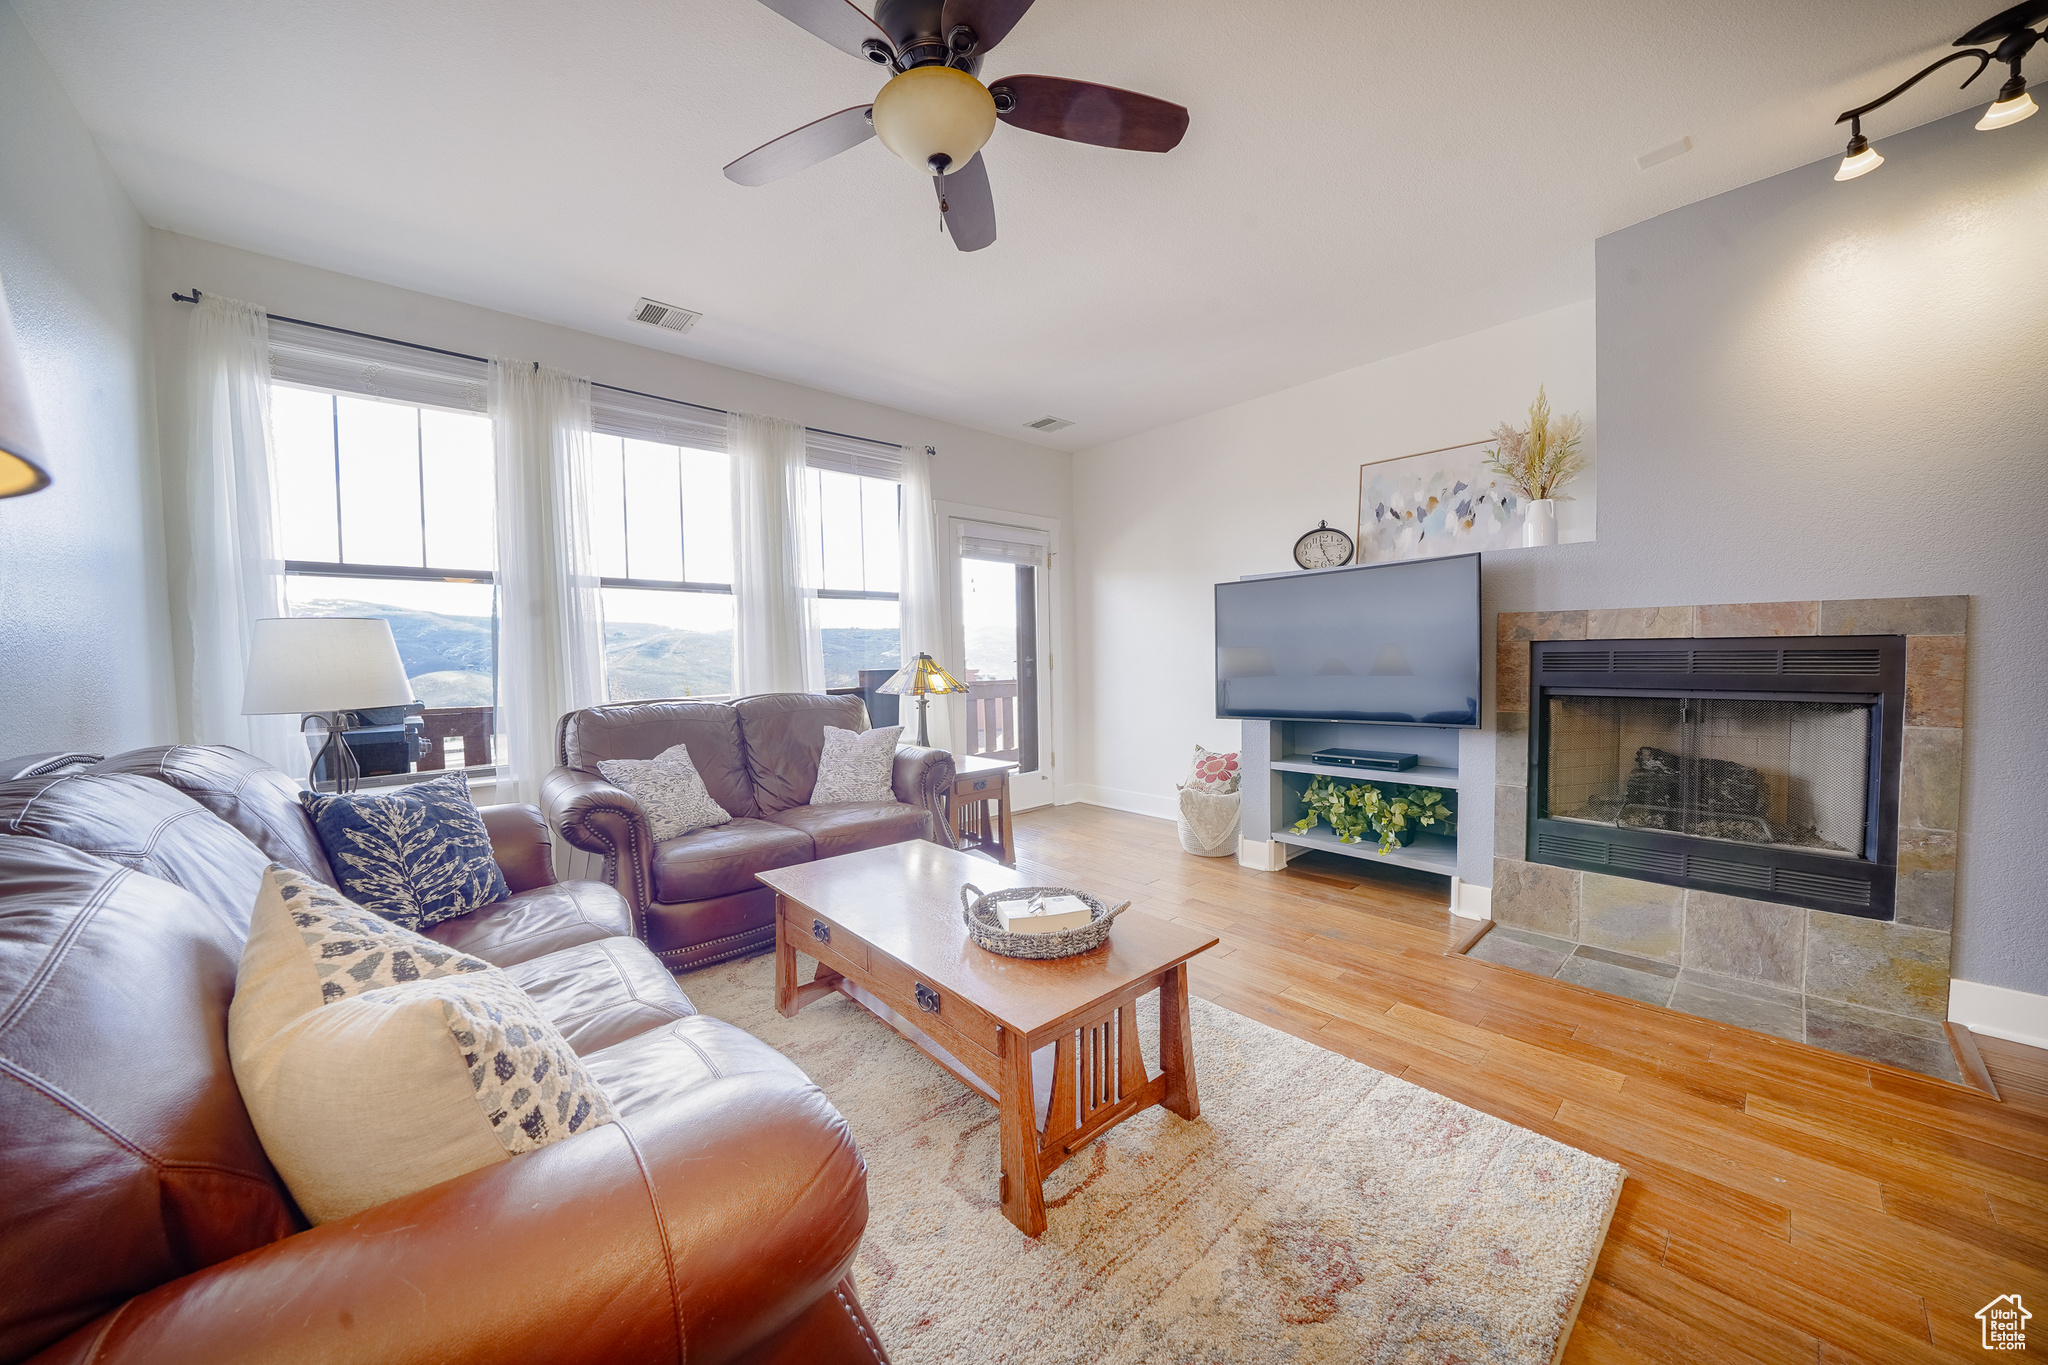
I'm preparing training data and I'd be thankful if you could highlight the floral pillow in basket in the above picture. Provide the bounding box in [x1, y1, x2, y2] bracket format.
[1187, 744, 1241, 794]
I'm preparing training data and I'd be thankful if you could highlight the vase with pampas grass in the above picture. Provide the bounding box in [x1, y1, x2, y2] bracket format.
[1484, 386, 1586, 547]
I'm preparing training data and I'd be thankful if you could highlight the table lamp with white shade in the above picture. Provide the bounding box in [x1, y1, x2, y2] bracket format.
[876, 652, 968, 748]
[242, 616, 415, 792]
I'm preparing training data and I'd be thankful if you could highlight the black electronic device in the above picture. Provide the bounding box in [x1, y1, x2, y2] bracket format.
[1308, 748, 1420, 772]
[1213, 553, 1481, 726]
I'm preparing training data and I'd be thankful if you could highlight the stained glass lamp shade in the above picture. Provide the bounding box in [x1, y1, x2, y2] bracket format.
[877, 652, 968, 747]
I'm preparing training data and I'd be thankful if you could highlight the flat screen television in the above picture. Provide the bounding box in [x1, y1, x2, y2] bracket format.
[1214, 554, 1481, 726]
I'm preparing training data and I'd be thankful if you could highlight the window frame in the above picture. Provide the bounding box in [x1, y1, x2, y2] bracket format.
[585, 429, 908, 700]
[269, 377, 503, 779]
[807, 467, 904, 693]
[586, 430, 738, 702]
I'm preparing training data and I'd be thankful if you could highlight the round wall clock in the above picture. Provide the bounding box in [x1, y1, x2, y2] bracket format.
[1293, 520, 1355, 570]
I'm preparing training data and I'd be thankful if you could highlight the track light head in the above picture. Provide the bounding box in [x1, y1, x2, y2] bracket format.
[1977, 73, 2039, 127]
[1835, 130, 1884, 180]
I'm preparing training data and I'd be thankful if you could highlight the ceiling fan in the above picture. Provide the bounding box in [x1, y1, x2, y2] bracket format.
[723, 0, 1190, 251]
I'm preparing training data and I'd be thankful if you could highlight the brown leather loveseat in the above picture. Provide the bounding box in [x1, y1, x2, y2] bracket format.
[0, 744, 889, 1365]
[543, 693, 954, 972]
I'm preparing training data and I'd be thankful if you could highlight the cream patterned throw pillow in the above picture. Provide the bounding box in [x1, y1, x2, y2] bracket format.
[235, 865, 495, 1014]
[811, 725, 902, 804]
[230, 866, 615, 1223]
[597, 743, 733, 841]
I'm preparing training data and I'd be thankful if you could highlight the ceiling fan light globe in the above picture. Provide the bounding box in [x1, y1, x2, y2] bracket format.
[1976, 90, 2038, 130]
[870, 65, 997, 175]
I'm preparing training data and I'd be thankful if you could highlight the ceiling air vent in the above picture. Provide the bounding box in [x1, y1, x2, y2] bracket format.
[1025, 416, 1073, 433]
[631, 298, 701, 334]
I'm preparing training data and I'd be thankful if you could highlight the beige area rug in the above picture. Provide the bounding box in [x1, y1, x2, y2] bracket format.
[683, 953, 1624, 1365]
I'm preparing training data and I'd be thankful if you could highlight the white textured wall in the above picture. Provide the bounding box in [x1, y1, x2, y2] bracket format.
[0, 3, 173, 758]
[1074, 104, 2047, 997]
[1069, 302, 1595, 826]
[146, 230, 1074, 788]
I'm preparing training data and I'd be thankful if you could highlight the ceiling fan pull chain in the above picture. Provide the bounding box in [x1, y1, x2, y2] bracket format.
[938, 167, 950, 233]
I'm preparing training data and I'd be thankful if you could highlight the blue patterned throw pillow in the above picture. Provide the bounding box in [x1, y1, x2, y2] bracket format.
[299, 773, 511, 931]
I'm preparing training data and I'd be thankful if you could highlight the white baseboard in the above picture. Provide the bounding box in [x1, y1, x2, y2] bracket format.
[1950, 979, 2048, 1051]
[1451, 878, 1492, 920]
[1065, 784, 1177, 823]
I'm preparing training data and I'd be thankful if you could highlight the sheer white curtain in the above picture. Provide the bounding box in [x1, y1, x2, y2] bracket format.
[896, 442, 954, 752]
[492, 360, 607, 805]
[185, 294, 304, 774]
[729, 411, 822, 695]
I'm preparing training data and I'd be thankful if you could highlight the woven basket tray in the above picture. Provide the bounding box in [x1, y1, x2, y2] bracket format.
[960, 883, 1131, 960]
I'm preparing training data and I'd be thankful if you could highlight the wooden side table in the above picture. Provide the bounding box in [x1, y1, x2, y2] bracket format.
[949, 753, 1017, 866]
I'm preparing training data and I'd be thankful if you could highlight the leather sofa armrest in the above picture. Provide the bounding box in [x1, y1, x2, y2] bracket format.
[29, 1075, 870, 1365]
[542, 766, 655, 927]
[478, 802, 558, 893]
[891, 745, 957, 849]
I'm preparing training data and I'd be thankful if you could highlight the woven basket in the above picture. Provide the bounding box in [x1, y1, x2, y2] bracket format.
[960, 883, 1131, 960]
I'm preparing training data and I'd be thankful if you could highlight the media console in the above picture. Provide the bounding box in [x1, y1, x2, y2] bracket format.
[1237, 717, 1474, 910]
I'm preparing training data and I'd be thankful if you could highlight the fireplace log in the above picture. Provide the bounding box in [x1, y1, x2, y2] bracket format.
[1632, 747, 1767, 816]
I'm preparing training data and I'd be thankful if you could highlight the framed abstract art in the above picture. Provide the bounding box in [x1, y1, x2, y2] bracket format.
[1356, 439, 1528, 562]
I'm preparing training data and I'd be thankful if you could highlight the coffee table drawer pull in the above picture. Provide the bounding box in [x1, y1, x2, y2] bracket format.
[915, 982, 942, 1014]
[812, 919, 831, 946]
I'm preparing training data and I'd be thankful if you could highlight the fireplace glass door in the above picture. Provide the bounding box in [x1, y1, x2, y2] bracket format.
[1545, 695, 1873, 860]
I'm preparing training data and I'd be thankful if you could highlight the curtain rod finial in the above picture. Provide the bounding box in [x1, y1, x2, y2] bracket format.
[172, 289, 201, 304]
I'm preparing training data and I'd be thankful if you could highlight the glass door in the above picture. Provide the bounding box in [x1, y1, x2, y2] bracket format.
[946, 512, 1054, 811]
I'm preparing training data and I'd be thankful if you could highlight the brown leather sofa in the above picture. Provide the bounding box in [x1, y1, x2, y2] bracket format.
[543, 694, 954, 972]
[0, 744, 889, 1365]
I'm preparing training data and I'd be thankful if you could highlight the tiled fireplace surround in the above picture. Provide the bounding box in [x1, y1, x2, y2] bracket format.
[1480, 596, 1968, 1083]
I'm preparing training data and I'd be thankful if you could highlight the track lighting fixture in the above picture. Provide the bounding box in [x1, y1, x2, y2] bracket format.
[1832, 1, 2044, 181]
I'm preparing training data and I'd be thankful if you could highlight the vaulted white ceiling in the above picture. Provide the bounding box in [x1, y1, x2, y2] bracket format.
[14, 0, 2000, 448]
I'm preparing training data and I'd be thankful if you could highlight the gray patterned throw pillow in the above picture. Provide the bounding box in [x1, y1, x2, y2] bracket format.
[597, 743, 733, 841]
[811, 725, 902, 805]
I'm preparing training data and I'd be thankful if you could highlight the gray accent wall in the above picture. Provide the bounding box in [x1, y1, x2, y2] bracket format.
[0, 2, 173, 757]
[1470, 106, 2048, 995]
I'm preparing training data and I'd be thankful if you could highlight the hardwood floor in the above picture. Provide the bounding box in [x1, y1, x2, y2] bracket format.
[1007, 802, 2048, 1364]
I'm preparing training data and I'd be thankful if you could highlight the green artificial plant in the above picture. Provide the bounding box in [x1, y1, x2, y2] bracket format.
[1292, 775, 1455, 856]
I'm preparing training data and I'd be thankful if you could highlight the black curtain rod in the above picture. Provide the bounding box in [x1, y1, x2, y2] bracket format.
[171, 288, 908, 453]
[174, 288, 720, 414]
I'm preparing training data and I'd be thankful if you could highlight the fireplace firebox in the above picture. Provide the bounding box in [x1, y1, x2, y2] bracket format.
[1526, 636, 1905, 920]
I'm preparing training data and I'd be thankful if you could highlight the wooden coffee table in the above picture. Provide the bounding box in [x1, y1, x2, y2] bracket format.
[758, 841, 1219, 1237]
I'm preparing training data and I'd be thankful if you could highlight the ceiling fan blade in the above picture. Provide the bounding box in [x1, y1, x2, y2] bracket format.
[992, 74, 1188, 153]
[935, 153, 996, 252]
[938, 0, 1035, 53]
[752, 0, 895, 63]
[724, 105, 876, 186]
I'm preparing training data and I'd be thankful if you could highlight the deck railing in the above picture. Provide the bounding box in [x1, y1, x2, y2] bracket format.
[965, 679, 1020, 762]
[416, 706, 496, 771]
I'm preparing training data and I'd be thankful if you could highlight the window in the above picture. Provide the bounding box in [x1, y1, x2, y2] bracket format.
[809, 467, 902, 690]
[586, 433, 736, 700]
[582, 394, 906, 701]
[270, 381, 500, 772]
